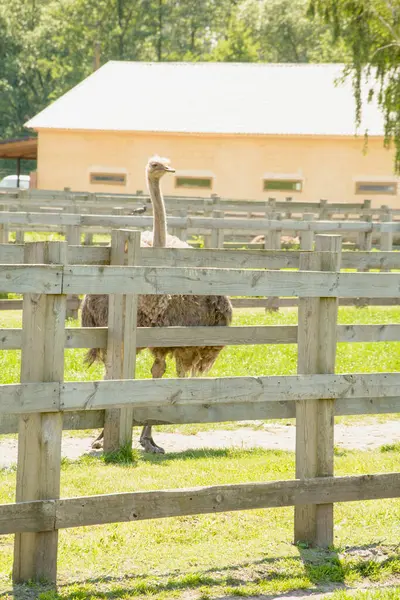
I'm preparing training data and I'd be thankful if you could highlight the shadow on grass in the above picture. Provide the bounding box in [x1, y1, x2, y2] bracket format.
[4, 544, 400, 600]
[79, 447, 276, 466]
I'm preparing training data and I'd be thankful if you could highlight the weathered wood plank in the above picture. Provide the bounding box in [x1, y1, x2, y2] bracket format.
[0, 322, 399, 352]
[13, 242, 66, 584]
[58, 373, 400, 412]
[1, 472, 399, 535]
[0, 266, 62, 294]
[296, 251, 320, 543]
[231, 297, 400, 308]
[315, 235, 341, 547]
[62, 265, 400, 299]
[3, 373, 400, 416]
[2, 393, 400, 435]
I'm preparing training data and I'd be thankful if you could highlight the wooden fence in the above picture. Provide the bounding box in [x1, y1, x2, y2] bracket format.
[1, 232, 400, 585]
[0, 208, 398, 250]
[0, 241, 399, 315]
[0, 187, 397, 220]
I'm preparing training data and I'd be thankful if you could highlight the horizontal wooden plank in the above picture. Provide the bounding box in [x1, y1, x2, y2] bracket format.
[2, 243, 398, 273]
[57, 373, 400, 413]
[63, 266, 400, 298]
[2, 393, 400, 435]
[1, 210, 400, 234]
[0, 382, 59, 413]
[0, 265, 62, 293]
[66, 246, 302, 269]
[1, 373, 400, 415]
[338, 324, 400, 342]
[342, 251, 400, 270]
[0, 499, 56, 534]
[0, 244, 24, 263]
[0, 322, 399, 352]
[231, 297, 400, 308]
[1, 472, 399, 534]
[0, 410, 105, 435]
[55, 472, 400, 529]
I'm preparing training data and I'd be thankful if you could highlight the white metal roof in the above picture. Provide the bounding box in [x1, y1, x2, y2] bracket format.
[25, 62, 384, 137]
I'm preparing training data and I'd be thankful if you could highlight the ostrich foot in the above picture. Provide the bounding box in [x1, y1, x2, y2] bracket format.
[92, 440, 103, 449]
[91, 430, 104, 449]
[140, 436, 165, 454]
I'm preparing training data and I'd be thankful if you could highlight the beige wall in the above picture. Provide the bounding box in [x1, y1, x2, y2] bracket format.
[36, 129, 399, 207]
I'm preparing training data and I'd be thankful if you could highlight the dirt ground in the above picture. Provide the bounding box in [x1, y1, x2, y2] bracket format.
[1, 419, 399, 468]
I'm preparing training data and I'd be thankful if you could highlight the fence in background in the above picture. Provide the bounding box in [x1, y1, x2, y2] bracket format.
[0, 233, 400, 586]
[0, 188, 397, 220]
[0, 208, 397, 249]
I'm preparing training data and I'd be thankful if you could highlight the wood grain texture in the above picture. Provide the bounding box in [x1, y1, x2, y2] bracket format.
[0, 321, 400, 351]
[62, 266, 400, 298]
[2, 373, 400, 416]
[295, 235, 341, 547]
[1, 472, 399, 535]
[13, 242, 67, 584]
[2, 393, 400, 435]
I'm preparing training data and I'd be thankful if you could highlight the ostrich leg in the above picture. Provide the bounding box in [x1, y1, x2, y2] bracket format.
[140, 355, 167, 454]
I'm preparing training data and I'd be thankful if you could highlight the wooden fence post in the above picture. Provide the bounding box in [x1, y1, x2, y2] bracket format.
[319, 199, 328, 220]
[66, 205, 81, 246]
[13, 241, 67, 584]
[285, 197, 293, 219]
[210, 210, 224, 248]
[103, 229, 140, 453]
[358, 199, 372, 257]
[264, 211, 281, 312]
[300, 213, 314, 251]
[356, 200, 372, 307]
[380, 207, 393, 267]
[174, 209, 188, 242]
[203, 198, 214, 248]
[0, 205, 9, 243]
[295, 234, 341, 547]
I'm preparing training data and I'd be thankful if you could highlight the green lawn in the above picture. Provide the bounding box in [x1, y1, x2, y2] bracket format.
[1, 446, 400, 599]
[0, 306, 400, 598]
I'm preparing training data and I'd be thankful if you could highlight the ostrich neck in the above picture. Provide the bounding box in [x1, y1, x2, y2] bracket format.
[148, 177, 167, 247]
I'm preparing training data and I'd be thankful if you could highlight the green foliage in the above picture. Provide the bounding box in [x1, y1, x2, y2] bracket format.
[0, 0, 351, 143]
[309, 0, 400, 172]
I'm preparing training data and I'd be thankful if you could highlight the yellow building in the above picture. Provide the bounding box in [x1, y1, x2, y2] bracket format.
[26, 62, 399, 207]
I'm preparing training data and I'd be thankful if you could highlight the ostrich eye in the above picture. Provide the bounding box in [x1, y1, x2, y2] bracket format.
[150, 162, 158, 168]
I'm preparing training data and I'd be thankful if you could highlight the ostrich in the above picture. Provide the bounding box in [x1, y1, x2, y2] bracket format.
[81, 156, 233, 454]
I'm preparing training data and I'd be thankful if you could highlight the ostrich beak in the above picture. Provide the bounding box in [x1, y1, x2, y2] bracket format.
[164, 166, 175, 173]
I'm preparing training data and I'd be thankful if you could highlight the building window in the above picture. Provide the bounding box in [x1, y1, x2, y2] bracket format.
[263, 179, 302, 192]
[175, 176, 212, 189]
[355, 181, 397, 195]
[90, 173, 127, 185]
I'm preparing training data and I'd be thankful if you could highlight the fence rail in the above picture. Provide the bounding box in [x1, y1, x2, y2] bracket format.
[0, 210, 399, 250]
[1, 233, 399, 586]
[2, 243, 400, 269]
[0, 188, 398, 219]
[1, 472, 399, 536]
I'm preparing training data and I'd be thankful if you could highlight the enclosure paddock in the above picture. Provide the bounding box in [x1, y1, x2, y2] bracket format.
[0, 232, 400, 585]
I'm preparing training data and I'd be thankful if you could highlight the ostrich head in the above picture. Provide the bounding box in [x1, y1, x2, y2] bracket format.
[146, 155, 175, 181]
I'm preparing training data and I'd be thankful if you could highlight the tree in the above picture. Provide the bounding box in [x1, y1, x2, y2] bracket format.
[239, 0, 349, 63]
[309, 0, 400, 172]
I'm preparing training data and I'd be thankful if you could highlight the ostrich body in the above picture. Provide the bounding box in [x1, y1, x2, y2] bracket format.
[81, 156, 233, 453]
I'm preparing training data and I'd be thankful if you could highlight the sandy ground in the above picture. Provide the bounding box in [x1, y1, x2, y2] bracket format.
[1, 419, 399, 468]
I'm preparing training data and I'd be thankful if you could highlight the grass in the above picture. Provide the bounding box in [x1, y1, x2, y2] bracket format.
[1, 446, 400, 598]
[0, 306, 400, 598]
